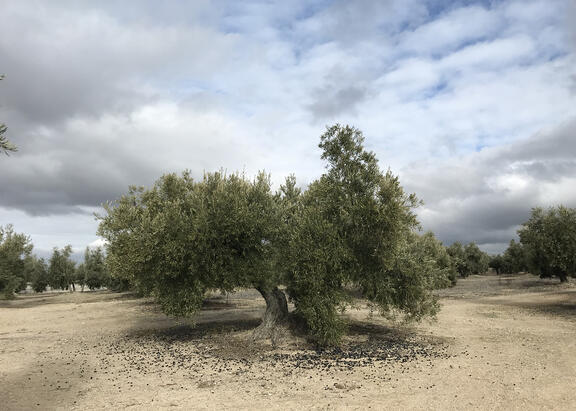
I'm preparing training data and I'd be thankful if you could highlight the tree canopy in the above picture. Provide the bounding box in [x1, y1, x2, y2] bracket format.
[519, 206, 576, 282]
[76, 246, 109, 290]
[0, 225, 32, 298]
[48, 245, 76, 291]
[447, 242, 489, 278]
[0, 75, 17, 156]
[98, 124, 454, 345]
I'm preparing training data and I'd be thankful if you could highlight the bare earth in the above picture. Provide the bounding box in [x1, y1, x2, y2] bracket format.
[1, 274, 575, 410]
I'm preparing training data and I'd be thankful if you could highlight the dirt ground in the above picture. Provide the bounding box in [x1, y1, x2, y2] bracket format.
[1, 274, 575, 410]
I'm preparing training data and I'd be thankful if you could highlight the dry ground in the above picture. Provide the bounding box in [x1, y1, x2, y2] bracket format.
[1, 274, 575, 410]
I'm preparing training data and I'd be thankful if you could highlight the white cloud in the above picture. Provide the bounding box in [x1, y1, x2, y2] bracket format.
[0, 0, 574, 255]
[397, 5, 503, 56]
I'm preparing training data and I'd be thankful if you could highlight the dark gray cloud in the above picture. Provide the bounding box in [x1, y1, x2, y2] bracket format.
[0, 0, 574, 256]
[0, 1, 240, 126]
[403, 118, 576, 253]
[308, 85, 370, 119]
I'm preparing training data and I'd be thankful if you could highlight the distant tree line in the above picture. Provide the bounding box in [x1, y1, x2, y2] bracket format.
[0, 225, 114, 299]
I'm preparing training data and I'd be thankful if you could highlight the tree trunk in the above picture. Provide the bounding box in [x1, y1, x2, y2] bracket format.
[253, 286, 289, 344]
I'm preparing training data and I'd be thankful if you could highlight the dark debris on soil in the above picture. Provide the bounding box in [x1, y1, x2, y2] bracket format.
[75, 324, 453, 381]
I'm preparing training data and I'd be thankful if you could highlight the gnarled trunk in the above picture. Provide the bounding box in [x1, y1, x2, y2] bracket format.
[253, 286, 289, 344]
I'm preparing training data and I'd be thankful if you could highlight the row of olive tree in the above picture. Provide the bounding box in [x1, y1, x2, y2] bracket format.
[98, 125, 457, 345]
[0, 226, 112, 298]
[32, 246, 111, 293]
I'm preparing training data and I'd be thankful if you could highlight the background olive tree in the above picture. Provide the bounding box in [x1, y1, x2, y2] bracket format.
[48, 245, 76, 291]
[519, 206, 576, 282]
[447, 242, 489, 278]
[27, 255, 49, 293]
[0, 225, 32, 298]
[76, 246, 109, 291]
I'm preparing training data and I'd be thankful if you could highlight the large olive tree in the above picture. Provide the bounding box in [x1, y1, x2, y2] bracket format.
[98, 125, 449, 345]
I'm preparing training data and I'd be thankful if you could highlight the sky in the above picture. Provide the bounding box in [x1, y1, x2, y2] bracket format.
[1, 0, 575, 260]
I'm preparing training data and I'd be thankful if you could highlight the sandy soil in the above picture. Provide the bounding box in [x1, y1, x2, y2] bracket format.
[1, 274, 575, 410]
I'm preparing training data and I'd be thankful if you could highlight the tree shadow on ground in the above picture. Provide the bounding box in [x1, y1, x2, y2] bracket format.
[489, 290, 576, 319]
[127, 317, 262, 342]
[348, 320, 406, 339]
[0, 290, 140, 309]
[437, 273, 573, 299]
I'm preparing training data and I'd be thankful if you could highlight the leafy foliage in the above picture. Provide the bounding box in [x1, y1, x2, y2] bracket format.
[28, 256, 49, 293]
[489, 254, 504, 275]
[519, 206, 576, 282]
[99, 124, 450, 346]
[0, 225, 33, 298]
[286, 125, 446, 344]
[447, 242, 489, 278]
[409, 232, 457, 288]
[501, 240, 527, 274]
[98, 171, 285, 317]
[48, 245, 76, 290]
[0, 75, 17, 155]
[77, 247, 109, 290]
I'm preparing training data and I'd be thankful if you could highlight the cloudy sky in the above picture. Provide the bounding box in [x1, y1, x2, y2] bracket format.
[1, 0, 575, 259]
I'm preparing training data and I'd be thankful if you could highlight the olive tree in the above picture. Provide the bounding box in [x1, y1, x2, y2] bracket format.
[489, 254, 504, 275]
[285, 125, 447, 344]
[98, 171, 289, 339]
[411, 232, 457, 287]
[78, 246, 109, 290]
[99, 125, 448, 345]
[48, 245, 76, 291]
[501, 239, 527, 274]
[0, 225, 32, 298]
[447, 242, 489, 278]
[27, 255, 49, 293]
[519, 206, 576, 282]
